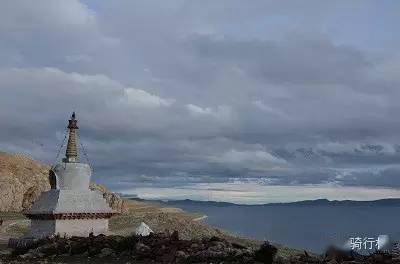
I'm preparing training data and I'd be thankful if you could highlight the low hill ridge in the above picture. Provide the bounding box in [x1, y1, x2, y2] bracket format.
[163, 198, 400, 207]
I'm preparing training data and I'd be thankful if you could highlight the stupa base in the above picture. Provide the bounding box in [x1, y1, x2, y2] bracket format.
[28, 218, 110, 238]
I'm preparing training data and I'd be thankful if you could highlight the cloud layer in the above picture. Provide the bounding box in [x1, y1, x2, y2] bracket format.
[1, 1, 400, 201]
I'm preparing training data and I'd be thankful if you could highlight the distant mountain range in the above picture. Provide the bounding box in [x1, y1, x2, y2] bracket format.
[156, 198, 400, 207]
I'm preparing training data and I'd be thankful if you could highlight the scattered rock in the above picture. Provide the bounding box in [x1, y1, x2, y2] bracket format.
[7, 232, 400, 264]
[7, 231, 260, 263]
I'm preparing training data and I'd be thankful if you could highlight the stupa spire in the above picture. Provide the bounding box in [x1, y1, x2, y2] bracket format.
[65, 112, 79, 163]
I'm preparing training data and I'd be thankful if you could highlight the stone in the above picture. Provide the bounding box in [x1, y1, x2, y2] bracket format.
[324, 246, 355, 262]
[190, 243, 199, 249]
[37, 243, 58, 256]
[19, 252, 36, 259]
[254, 241, 277, 264]
[97, 247, 115, 258]
[135, 222, 153, 237]
[170, 230, 179, 241]
[135, 242, 150, 253]
[69, 240, 88, 255]
[176, 250, 187, 258]
[0, 250, 11, 257]
[327, 260, 339, 264]
[191, 249, 228, 261]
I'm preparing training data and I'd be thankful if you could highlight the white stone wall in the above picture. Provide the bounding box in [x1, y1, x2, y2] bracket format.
[28, 219, 109, 238]
[55, 219, 109, 237]
[30, 220, 56, 238]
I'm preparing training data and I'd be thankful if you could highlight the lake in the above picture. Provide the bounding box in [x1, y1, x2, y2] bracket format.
[166, 201, 400, 253]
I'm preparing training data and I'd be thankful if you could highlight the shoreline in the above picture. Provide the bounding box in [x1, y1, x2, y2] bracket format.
[192, 215, 207, 221]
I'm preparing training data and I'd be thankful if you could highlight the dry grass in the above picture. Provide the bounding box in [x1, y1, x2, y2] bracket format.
[0, 212, 25, 221]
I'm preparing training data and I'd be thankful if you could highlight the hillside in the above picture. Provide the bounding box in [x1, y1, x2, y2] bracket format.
[0, 151, 50, 212]
[163, 198, 400, 207]
[0, 151, 125, 212]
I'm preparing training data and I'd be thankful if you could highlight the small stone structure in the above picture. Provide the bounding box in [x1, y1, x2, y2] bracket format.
[135, 222, 153, 236]
[24, 113, 117, 238]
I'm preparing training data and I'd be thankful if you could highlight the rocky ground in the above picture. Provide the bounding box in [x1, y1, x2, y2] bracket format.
[2, 231, 271, 263]
[1, 232, 400, 264]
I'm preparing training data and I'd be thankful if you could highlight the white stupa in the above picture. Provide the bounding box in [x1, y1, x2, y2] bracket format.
[24, 113, 117, 238]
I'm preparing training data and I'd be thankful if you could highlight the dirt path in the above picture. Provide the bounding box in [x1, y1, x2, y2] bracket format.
[0, 219, 29, 244]
[0, 220, 18, 248]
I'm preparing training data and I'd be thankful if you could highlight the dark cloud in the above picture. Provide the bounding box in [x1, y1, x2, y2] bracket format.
[1, 1, 400, 196]
[185, 34, 370, 85]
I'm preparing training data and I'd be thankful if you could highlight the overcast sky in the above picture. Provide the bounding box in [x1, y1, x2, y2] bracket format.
[2, 1, 400, 203]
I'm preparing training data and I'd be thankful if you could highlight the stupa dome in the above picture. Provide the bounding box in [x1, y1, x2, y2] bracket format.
[52, 163, 91, 190]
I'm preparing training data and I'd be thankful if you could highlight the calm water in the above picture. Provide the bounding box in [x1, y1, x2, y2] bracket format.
[168, 202, 400, 253]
